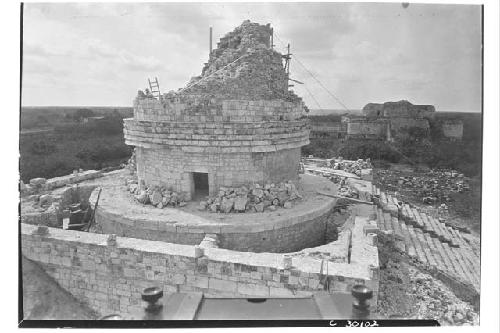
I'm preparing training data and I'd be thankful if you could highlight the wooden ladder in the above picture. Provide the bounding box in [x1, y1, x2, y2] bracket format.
[148, 77, 161, 99]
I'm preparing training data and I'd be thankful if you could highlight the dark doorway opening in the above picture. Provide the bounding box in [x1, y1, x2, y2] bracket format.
[193, 172, 209, 200]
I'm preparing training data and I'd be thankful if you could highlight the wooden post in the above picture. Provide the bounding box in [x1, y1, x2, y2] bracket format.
[209, 27, 213, 55]
[270, 27, 274, 49]
[287, 43, 290, 75]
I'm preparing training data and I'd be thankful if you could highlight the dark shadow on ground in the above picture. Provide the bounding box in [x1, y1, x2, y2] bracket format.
[21, 256, 99, 320]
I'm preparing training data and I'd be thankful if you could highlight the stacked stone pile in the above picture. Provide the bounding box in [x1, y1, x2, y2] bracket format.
[125, 179, 188, 208]
[329, 157, 373, 177]
[337, 184, 360, 199]
[199, 180, 302, 213]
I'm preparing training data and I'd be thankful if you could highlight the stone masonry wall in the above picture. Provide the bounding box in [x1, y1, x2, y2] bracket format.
[96, 199, 331, 253]
[135, 146, 300, 198]
[442, 121, 463, 140]
[347, 120, 388, 139]
[21, 221, 379, 319]
[133, 98, 306, 123]
[389, 117, 430, 135]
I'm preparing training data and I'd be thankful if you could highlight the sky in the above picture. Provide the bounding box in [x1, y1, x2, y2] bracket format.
[22, 2, 482, 112]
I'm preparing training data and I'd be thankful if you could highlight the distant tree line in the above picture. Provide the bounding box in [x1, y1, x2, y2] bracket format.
[19, 115, 132, 182]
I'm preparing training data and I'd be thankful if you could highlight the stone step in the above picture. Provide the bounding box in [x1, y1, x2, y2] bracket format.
[451, 246, 479, 287]
[426, 214, 452, 243]
[400, 203, 411, 221]
[430, 236, 457, 276]
[407, 225, 428, 265]
[423, 232, 446, 271]
[441, 224, 460, 248]
[380, 191, 388, 205]
[418, 209, 440, 237]
[431, 216, 455, 244]
[408, 206, 423, 228]
[376, 209, 387, 232]
[387, 194, 398, 207]
[446, 242, 478, 286]
[399, 222, 417, 258]
[390, 216, 404, 240]
[383, 212, 393, 233]
[442, 242, 471, 282]
[416, 208, 435, 234]
[403, 204, 422, 229]
[445, 231, 480, 286]
[448, 228, 480, 271]
[415, 229, 439, 268]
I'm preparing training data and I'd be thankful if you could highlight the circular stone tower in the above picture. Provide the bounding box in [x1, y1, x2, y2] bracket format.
[124, 21, 310, 200]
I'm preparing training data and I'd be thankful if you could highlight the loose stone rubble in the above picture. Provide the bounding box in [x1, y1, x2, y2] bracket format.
[329, 157, 373, 176]
[198, 180, 303, 213]
[378, 243, 479, 325]
[376, 168, 470, 205]
[125, 177, 189, 208]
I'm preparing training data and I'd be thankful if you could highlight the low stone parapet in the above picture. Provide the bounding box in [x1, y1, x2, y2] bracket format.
[21, 218, 379, 318]
[21, 170, 103, 197]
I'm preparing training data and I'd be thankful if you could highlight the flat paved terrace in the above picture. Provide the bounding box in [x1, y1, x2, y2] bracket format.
[84, 171, 339, 252]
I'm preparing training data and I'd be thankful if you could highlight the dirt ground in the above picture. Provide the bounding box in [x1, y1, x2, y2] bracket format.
[21, 256, 98, 320]
[377, 242, 479, 325]
[373, 165, 481, 236]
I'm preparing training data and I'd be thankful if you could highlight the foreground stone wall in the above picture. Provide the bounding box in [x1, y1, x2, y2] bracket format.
[21, 220, 379, 319]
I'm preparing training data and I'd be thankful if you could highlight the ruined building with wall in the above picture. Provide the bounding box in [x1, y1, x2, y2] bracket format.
[345, 100, 434, 141]
[124, 21, 309, 200]
[309, 100, 465, 142]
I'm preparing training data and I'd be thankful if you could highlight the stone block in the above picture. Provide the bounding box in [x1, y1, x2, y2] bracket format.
[237, 283, 269, 296]
[208, 278, 237, 292]
[30, 178, 47, 186]
[269, 287, 295, 297]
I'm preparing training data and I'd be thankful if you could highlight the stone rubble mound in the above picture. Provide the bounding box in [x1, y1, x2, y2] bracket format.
[329, 157, 373, 178]
[172, 20, 301, 102]
[376, 168, 470, 205]
[125, 179, 188, 208]
[199, 180, 303, 214]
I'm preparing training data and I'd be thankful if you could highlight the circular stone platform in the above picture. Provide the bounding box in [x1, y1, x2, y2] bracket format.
[87, 170, 338, 253]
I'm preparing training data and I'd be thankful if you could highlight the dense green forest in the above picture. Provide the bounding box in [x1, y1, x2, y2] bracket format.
[20, 107, 133, 182]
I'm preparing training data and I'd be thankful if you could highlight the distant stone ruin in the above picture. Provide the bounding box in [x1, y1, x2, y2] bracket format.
[362, 100, 435, 118]
[309, 100, 464, 141]
[345, 100, 434, 141]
